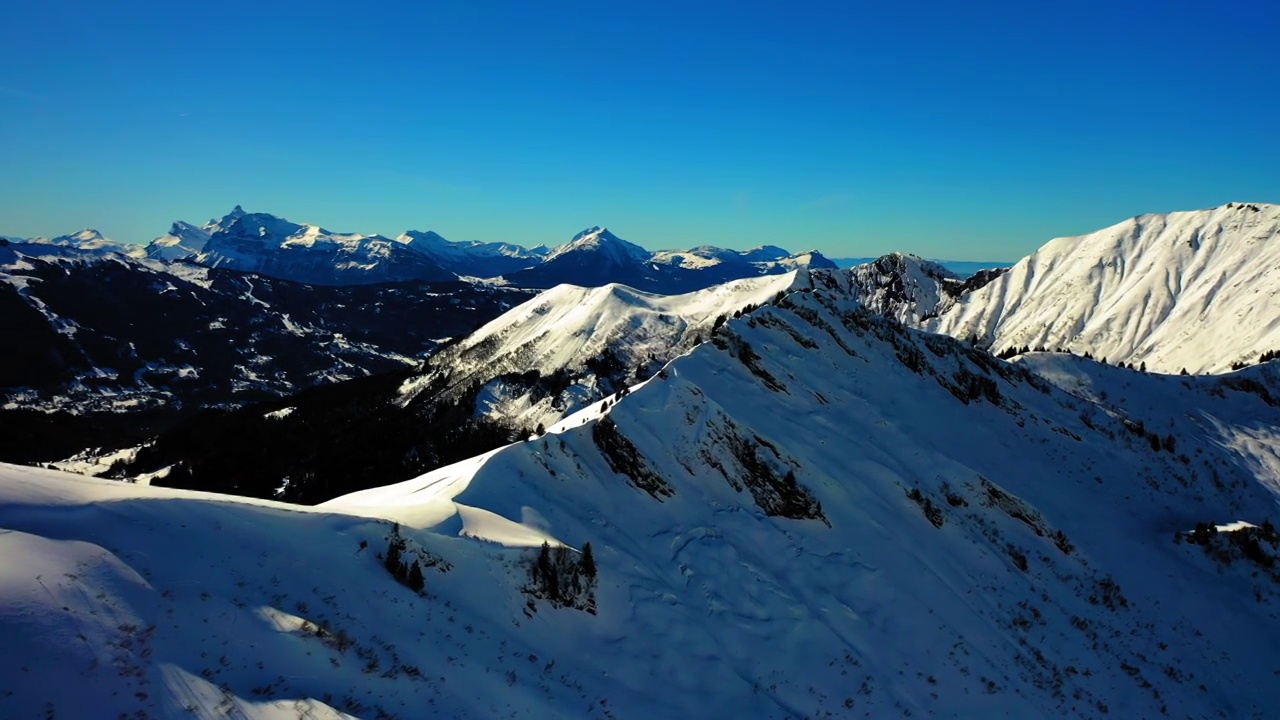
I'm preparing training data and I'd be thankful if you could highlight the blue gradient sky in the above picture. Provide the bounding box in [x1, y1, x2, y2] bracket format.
[1, 1, 1275, 259]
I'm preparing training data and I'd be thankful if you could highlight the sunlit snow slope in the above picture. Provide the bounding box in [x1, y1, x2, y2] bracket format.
[397, 271, 801, 431]
[927, 202, 1280, 373]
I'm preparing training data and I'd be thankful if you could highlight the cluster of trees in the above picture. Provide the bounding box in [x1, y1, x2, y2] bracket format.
[1230, 349, 1280, 371]
[382, 524, 426, 594]
[993, 345, 1152, 372]
[1124, 418, 1176, 454]
[527, 541, 597, 613]
[1181, 520, 1280, 570]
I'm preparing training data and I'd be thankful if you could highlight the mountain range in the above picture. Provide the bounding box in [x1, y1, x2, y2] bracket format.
[4, 256, 1280, 717]
[4, 201, 1280, 718]
[0, 209, 834, 464]
[14, 206, 834, 289]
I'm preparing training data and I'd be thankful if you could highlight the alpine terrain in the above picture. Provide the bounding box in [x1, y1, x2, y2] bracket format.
[924, 202, 1280, 373]
[4, 270, 1280, 718]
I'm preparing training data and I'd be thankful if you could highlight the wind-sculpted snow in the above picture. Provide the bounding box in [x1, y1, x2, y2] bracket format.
[7, 275, 1280, 717]
[926, 202, 1280, 373]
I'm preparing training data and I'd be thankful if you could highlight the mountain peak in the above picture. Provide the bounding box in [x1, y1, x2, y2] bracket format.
[569, 226, 616, 243]
[549, 226, 649, 263]
[398, 230, 449, 246]
[58, 228, 106, 243]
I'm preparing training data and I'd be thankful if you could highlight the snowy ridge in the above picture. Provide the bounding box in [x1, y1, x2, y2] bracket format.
[147, 221, 214, 261]
[926, 202, 1280, 373]
[505, 226, 835, 293]
[397, 230, 547, 277]
[397, 271, 803, 431]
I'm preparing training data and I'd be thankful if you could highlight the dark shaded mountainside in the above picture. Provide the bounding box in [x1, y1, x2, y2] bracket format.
[0, 241, 535, 462]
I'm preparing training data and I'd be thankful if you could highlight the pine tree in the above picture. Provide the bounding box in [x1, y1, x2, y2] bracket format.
[537, 541, 559, 601]
[407, 561, 425, 593]
[580, 542, 596, 580]
[385, 537, 402, 576]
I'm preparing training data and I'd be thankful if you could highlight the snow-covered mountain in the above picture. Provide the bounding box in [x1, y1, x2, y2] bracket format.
[19, 228, 148, 259]
[832, 256, 1012, 279]
[146, 221, 215, 261]
[397, 229, 548, 277]
[139, 211, 833, 289]
[178, 208, 458, 285]
[504, 226, 836, 292]
[112, 272, 801, 502]
[924, 202, 1280, 373]
[399, 271, 801, 431]
[6, 273, 1280, 718]
[0, 241, 534, 464]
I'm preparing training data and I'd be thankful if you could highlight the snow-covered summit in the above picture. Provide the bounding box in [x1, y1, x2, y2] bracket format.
[546, 226, 650, 264]
[22, 228, 148, 259]
[925, 202, 1280, 372]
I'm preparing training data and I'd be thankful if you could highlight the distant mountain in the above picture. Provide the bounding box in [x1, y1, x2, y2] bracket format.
[925, 203, 1280, 373]
[167, 207, 458, 286]
[20, 229, 148, 259]
[146, 219, 222, 261]
[397, 230, 548, 278]
[504, 226, 836, 293]
[0, 242, 534, 463]
[142, 211, 833, 289]
[832, 256, 1011, 279]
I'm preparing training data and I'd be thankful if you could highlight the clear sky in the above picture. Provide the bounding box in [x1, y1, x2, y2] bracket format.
[1, 1, 1276, 260]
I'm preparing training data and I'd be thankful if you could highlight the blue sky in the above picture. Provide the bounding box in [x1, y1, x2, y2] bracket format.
[1, 1, 1276, 260]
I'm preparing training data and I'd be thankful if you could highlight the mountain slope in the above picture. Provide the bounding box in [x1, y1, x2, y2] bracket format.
[6, 276, 1280, 718]
[926, 202, 1280, 373]
[329, 288, 1280, 718]
[0, 242, 533, 462]
[112, 272, 801, 502]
